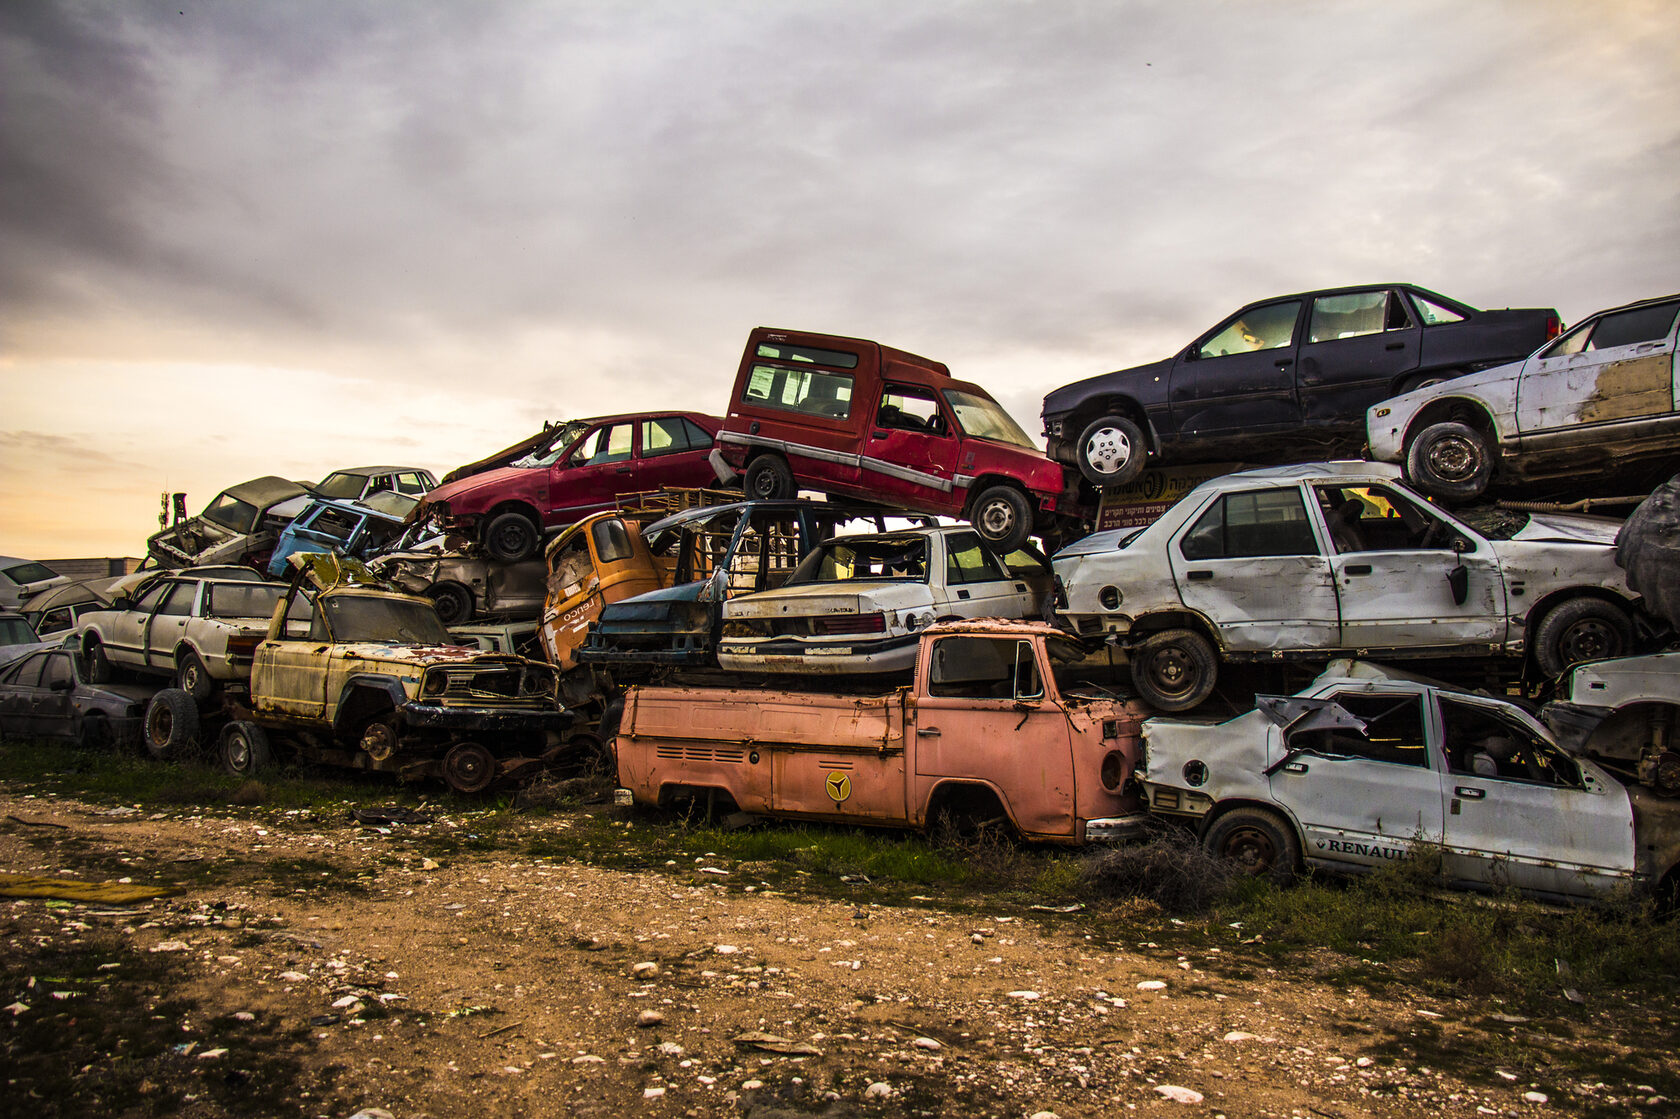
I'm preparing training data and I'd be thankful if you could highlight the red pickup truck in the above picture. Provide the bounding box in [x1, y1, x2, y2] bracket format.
[712, 327, 1084, 552]
[614, 620, 1147, 844]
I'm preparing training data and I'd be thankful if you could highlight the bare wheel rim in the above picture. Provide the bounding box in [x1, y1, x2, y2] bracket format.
[1425, 434, 1479, 482]
[361, 722, 398, 762]
[978, 499, 1016, 536]
[443, 743, 495, 793]
[225, 731, 251, 771]
[1143, 646, 1198, 699]
[1556, 617, 1619, 663]
[149, 706, 173, 745]
[1221, 825, 1278, 874]
[1084, 426, 1134, 475]
[491, 520, 532, 555]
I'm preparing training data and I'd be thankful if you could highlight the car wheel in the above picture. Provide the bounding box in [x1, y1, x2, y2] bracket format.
[144, 689, 200, 760]
[484, 511, 541, 563]
[1534, 598, 1633, 678]
[84, 640, 114, 685]
[428, 582, 475, 626]
[1076, 415, 1148, 488]
[1404, 421, 1492, 501]
[1129, 629, 1217, 712]
[968, 485, 1032, 553]
[177, 651, 214, 703]
[443, 740, 497, 794]
[1204, 807, 1300, 883]
[742, 455, 795, 501]
[220, 721, 274, 777]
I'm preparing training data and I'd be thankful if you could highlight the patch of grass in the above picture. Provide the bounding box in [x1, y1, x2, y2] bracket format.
[1080, 832, 1239, 912]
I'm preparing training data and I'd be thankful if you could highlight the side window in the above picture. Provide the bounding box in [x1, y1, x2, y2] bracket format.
[640, 416, 693, 457]
[1580, 300, 1680, 351]
[1286, 691, 1428, 766]
[944, 532, 1009, 585]
[1199, 301, 1300, 357]
[395, 472, 429, 494]
[7, 652, 48, 688]
[157, 583, 196, 617]
[1440, 698, 1580, 787]
[928, 636, 1018, 699]
[578, 424, 634, 465]
[366, 475, 393, 494]
[1179, 489, 1318, 560]
[997, 544, 1050, 579]
[1313, 484, 1463, 553]
[876, 386, 947, 435]
[1411, 294, 1467, 325]
[279, 589, 318, 639]
[132, 583, 171, 614]
[42, 653, 73, 690]
[741, 363, 855, 420]
[590, 518, 636, 564]
[1308, 291, 1410, 343]
[681, 419, 714, 450]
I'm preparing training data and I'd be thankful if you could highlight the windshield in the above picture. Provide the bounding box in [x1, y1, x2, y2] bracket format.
[315, 472, 367, 500]
[202, 492, 259, 532]
[3, 561, 59, 584]
[0, 616, 38, 644]
[787, 535, 929, 585]
[206, 583, 285, 619]
[942, 390, 1037, 449]
[513, 421, 592, 469]
[321, 594, 453, 645]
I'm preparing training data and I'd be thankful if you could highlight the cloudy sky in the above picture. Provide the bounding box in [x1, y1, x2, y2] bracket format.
[3, 0, 1676, 559]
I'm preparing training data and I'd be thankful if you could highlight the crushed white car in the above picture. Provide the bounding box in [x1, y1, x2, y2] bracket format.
[717, 527, 1052, 675]
[1367, 293, 1679, 500]
[1543, 651, 1680, 796]
[1140, 660, 1680, 904]
[1053, 462, 1643, 710]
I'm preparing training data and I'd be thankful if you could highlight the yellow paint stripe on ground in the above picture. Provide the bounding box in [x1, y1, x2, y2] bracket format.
[0, 873, 177, 904]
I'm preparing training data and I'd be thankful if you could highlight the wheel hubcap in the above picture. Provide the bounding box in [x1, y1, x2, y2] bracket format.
[979, 501, 1015, 534]
[227, 734, 250, 770]
[1426, 436, 1477, 482]
[1084, 427, 1134, 475]
[1146, 648, 1195, 697]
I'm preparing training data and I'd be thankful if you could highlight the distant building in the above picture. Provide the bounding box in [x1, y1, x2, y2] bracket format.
[43, 557, 145, 581]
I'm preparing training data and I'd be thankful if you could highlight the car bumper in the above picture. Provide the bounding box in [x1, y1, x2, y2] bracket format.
[716, 631, 919, 675]
[398, 702, 573, 737]
[1083, 812, 1151, 843]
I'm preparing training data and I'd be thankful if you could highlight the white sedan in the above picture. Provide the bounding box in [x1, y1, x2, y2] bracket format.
[1367, 293, 1679, 500]
[717, 527, 1051, 675]
[1140, 661, 1680, 904]
[1053, 462, 1641, 710]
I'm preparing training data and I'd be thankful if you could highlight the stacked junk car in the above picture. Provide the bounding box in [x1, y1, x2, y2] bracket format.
[10, 302, 1680, 904]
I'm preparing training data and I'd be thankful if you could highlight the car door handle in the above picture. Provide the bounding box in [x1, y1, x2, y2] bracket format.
[1274, 358, 1293, 367]
[956, 590, 969, 599]
[1281, 762, 1308, 773]
[1455, 786, 1485, 799]
[615, 466, 634, 474]
[1385, 342, 1404, 350]
[872, 430, 889, 439]
[917, 727, 941, 737]
[1345, 564, 1372, 575]
[1186, 570, 1213, 581]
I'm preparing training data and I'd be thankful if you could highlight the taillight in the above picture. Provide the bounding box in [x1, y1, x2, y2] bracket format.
[226, 635, 262, 657]
[1545, 314, 1562, 340]
[814, 612, 886, 636]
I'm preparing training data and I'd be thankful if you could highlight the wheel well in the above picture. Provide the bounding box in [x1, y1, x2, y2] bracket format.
[1068, 398, 1156, 450]
[1523, 589, 1635, 642]
[334, 684, 400, 738]
[1401, 396, 1496, 447]
[1125, 612, 1221, 651]
[655, 784, 741, 815]
[1199, 799, 1300, 843]
[962, 476, 1030, 514]
[485, 501, 542, 528]
[925, 781, 1013, 829]
[173, 643, 201, 668]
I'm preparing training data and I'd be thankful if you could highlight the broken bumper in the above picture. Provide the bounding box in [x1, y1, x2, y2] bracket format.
[1083, 812, 1151, 843]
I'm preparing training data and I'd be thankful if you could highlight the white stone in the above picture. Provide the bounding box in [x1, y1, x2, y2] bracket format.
[1154, 1085, 1204, 1104]
[638, 1010, 664, 1027]
[742, 1079, 763, 1090]
[1137, 980, 1167, 991]
[1523, 1092, 1549, 1104]
[715, 944, 740, 954]
[1006, 990, 1041, 1000]
[865, 1082, 894, 1099]
[571, 1055, 605, 1064]
[643, 1087, 665, 1098]
[1222, 1031, 1258, 1042]
[912, 1037, 941, 1050]
[632, 961, 660, 979]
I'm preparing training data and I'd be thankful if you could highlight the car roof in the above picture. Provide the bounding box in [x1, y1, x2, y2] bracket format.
[222, 476, 312, 504]
[1194, 460, 1405, 490]
[324, 465, 434, 476]
[1230, 283, 1467, 311]
[644, 498, 870, 535]
[1570, 292, 1680, 319]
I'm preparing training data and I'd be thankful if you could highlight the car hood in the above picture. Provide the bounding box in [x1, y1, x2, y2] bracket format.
[600, 582, 706, 619]
[334, 643, 526, 668]
[423, 467, 531, 510]
[1507, 513, 1623, 546]
[1042, 356, 1176, 417]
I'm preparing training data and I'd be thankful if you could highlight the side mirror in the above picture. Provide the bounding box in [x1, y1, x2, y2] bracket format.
[49, 678, 72, 692]
[1447, 561, 1469, 607]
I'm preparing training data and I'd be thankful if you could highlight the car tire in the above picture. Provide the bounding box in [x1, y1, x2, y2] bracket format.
[1405, 421, 1492, 501]
[220, 721, 274, 777]
[1398, 371, 1455, 395]
[429, 582, 475, 626]
[1076, 415, 1148, 488]
[743, 455, 796, 501]
[968, 485, 1032, 553]
[144, 688, 200, 760]
[1130, 629, 1217, 712]
[1534, 597, 1633, 678]
[177, 651, 214, 703]
[1204, 807, 1300, 883]
[484, 511, 541, 563]
[84, 640, 114, 685]
[442, 740, 497, 795]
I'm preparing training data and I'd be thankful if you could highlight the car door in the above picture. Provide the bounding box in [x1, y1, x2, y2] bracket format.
[860, 385, 962, 508]
[1311, 482, 1505, 652]
[1167, 485, 1339, 651]
[1516, 298, 1680, 440]
[635, 415, 718, 494]
[1297, 289, 1421, 425]
[548, 420, 638, 522]
[105, 581, 170, 664]
[142, 581, 197, 672]
[935, 531, 1035, 620]
[1434, 695, 1636, 899]
[253, 590, 330, 720]
[35, 651, 77, 740]
[0, 652, 48, 737]
[1267, 687, 1447, 870]
[1169, 300, 1303, 436]
[913, 634, 1078, 838]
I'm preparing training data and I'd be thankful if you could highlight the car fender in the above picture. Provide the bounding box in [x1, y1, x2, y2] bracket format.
[330, 675, 410, 736]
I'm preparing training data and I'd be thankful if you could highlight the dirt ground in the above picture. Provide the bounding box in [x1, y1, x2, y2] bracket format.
[0, 790, 1665, 1119]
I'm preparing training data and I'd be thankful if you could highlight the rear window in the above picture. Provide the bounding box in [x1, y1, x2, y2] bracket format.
[206, 583, 285, 619]
[3, 561, 58, 584]
[755, 343, 859, 369]
[742, 363, 854, 421]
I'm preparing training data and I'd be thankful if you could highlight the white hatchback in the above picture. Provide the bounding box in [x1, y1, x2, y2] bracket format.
[1053, 462, 1642, 710]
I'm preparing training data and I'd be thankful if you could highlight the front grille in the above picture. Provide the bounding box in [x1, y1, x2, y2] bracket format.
[655, 744, 746, 763]
[429, 666, 547, 706]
